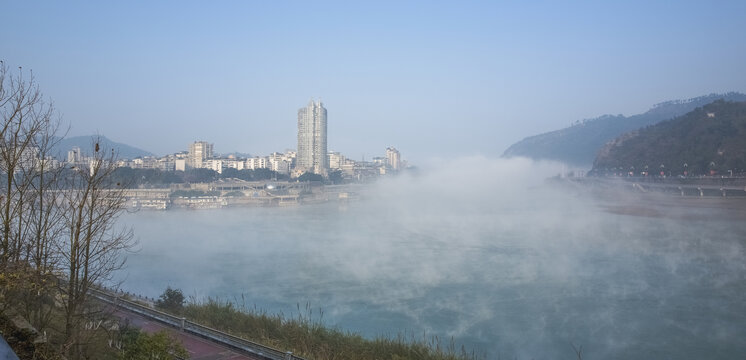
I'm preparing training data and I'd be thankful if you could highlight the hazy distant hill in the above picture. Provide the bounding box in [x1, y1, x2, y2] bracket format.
[52, 135, 154, 160]
[502, 92, 746, 167]
[592, 100, 746, 175]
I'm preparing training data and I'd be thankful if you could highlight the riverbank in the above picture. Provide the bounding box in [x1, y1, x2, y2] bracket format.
[104, 287, 482, 360]
[555, 177, 746, 220]
[124, 182, 367, 210]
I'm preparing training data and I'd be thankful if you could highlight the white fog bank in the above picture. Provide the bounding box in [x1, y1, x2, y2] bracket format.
[115, 157, 746, 359]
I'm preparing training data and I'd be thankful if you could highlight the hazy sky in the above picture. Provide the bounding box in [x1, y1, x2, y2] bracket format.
[2, 1, 745, 161]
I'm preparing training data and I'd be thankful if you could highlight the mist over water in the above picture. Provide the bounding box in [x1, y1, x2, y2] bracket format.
[114, 157, 746, 359]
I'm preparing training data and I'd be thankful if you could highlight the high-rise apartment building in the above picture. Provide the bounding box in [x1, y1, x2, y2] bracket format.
[67, 146, 82, 163]
[188, 141, 213, 169]
[327, 151, 345, 169]
[297, 100, 328, 175]
[386, 146, 401, 170]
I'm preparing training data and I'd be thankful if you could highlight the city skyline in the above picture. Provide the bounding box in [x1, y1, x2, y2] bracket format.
[2, 1, 745, 163]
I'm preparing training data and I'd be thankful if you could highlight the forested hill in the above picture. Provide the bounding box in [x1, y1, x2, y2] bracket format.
[592, 100, 746, 176]
[502, 92, 746, 167]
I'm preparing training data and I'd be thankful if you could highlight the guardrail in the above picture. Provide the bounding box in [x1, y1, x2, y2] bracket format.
[90, 288, 305, 360]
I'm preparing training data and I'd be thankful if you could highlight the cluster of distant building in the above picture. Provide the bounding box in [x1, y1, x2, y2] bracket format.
[66, 100, 406, 180]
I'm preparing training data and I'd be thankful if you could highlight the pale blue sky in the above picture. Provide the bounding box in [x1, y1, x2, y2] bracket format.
[2, 1, 745, 162]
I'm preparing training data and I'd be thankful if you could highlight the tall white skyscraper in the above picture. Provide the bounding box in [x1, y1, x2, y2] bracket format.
[297, 100, 328, 175]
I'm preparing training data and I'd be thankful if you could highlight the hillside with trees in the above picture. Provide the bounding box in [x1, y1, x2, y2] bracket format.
[502, 92, 746, 167]
[592, 100, 746, 176]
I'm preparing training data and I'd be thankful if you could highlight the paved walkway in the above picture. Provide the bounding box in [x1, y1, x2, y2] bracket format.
[111, 308, 260, 360]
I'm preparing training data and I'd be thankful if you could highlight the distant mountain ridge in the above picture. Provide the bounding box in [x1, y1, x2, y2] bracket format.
[592, 100, 746, 175]
[502, 92, 746, 167]
[51, 135, 154, 160]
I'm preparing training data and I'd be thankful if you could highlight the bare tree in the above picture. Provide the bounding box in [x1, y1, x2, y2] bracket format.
[0, 60, 64, 334]
[58, 139, 134, 358]
[0, 61, 56, 266]
[18, 118, 67, 333]
[0, 62, 135, 358]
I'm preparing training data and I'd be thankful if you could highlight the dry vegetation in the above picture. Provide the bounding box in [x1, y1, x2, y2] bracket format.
[181, 297, 482, 360]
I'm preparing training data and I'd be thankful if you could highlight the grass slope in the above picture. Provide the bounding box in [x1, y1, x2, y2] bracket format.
[181, 298, 481, 360]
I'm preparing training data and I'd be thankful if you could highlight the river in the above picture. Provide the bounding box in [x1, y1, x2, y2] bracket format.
[113, 159, 746, 359]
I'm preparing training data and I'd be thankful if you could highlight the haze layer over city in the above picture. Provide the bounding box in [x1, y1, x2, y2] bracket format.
[2, 1, 746, 360]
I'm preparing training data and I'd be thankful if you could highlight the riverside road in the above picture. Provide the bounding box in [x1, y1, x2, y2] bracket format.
[110, 307, 259, 360]
[91, 287, 304, 360]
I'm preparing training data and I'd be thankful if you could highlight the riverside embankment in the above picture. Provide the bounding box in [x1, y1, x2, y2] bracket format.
[556, 176, 746, 220]
[122, 181, 367, 210]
